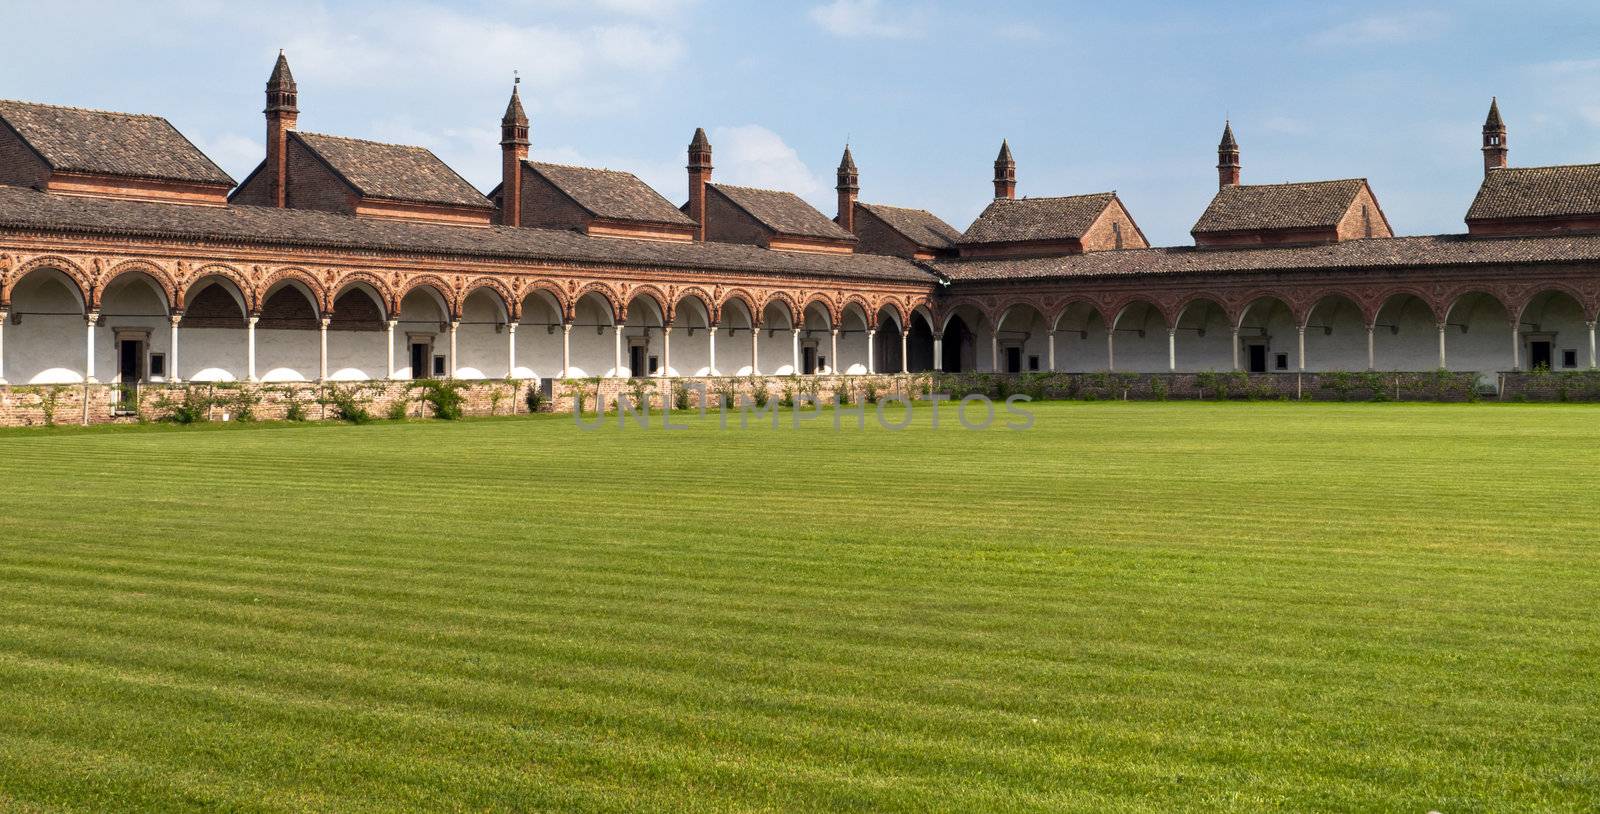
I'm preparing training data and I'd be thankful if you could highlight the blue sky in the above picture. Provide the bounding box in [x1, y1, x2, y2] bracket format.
[4, 0, 1598, 244]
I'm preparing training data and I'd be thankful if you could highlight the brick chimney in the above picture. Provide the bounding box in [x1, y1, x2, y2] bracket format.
[835, 145, 858, 232]
[993, 139, 1016, 200]
[687, 128, 712, 241]
[264, 50, 298, 209]
[1482, 97, 1507, 176]
[500, 80, 530, 226]
[1217, 121, 1241, 189]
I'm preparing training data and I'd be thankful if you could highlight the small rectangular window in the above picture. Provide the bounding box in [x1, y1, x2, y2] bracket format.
[1028, 355, 1040, 371]
[1274, 353, 1289, 371]
[432, 355, 447, 377]
[149, 353, 166, 377]
[1562, 349, 1578, 369]
[648, 355, 659, 375]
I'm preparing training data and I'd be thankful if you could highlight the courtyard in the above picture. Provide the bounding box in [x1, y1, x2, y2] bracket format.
[0, 403, 1597, 811]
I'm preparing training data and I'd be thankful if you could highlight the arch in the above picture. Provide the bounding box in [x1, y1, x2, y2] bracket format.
[5, 255, 88, 309]
[1374, 288, 1443, 324]
[1048, 297, 1108, 334]
[257, 267, 326, 317]
[329, 285, 387, 330]
[1515, 289, 1588, 371]
[800, 292, 838, 326]
[1514, 284, 1592, 325]
[258, 280, 321, 328]
[331, 278, 390, 322]
[181, 264, 251, 312]
[1444, 289, 1510, 326]
[991, 301, 1048, 373]
[521, 286, 567, 327]
[8, 260, 87, 313]
[1234, 293, 1300, 333]
[1109, 299, 1170, 372]
[623, 287, 668, 326]
[840, 293, 873, 324]
[1372, 291, 1438, 371]
[801, 298, 833, 331]
[572, 285, 619, 327]
[459, 276, 513, 322]
[762, 290, 801, 328]
[182, 276, 249, 328]
[1173, 293, 1235, 330]
[873, 302, 904, 334]
[97, 260, 176, 311]
[1172, 296, 1232, 372]
[672, 286, 717, 324]
[395, 275, 458, 319]
[719, 288, 760, 327]
[1301, 292, 1371, 372]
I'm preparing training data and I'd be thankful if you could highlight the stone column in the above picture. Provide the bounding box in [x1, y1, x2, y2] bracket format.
[448, 320, 460, 379]
[900, 329, 909, 374]
[318, 317, 330, 381]
[709, 324, 719, 376]
[247, 315, 259, 382]
[932, 333, 944, 372]
[1511, 323, 1521, 371]
[1437, 322, 1447, 370]
[561, 322, 572, 378]
[1168, 328, 1177, 372]
[85, 311, 99, 383]
[0, 308, 7, 384]
[866, 329, 875, 374]
[169, 313, 182, 383]
[1231, 328, 1240, 371]
[990, 331, 999, 371]
[613, 323, 624, 377]
[1106, 329, 1115, 372]
[1048, 331, 1057, 372]
[791, 327, 801, 374]
[751, 326, 760, 375]
[830, 328, 839, 374]
[1296, 325, 1306, 371]
[662, 326, 672, 378]
[1580, 318, 1593, 369]
[1366, 324, 1375, 371]
[386, 319, 397, 379]
[506, 322, 518, 378]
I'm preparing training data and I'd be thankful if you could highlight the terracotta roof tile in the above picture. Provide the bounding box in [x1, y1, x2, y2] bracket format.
[1192, 179, 1364, 234]
[294, 132, 491, 209]
[710, 184, 855, 241]
[934, 232, 1600, 281]
[528, 162, 694, 227]
[0, 184, 930, 283]
[0, 99, 233, 186]
[858, 202, 960, 248]
[1466, 164, 1600, 222]
[959, 193, 1115, 245]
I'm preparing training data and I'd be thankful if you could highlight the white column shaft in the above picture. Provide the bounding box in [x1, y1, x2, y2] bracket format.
[1297, 326, 1306, 371]
[247, 316, 258, 382]
[1511, 323, 1521, 371]
[1106, 330, 1115, 372]
[751, 327, 760, 375]
[507, 322, 518, 378]
[169, 316, 182, 382]
[1438, 323, 1447, 369]
[1231, 329, 1240, 371]
[613, 323, 624, 377]
[900, 330, 909, 374]
[1366, 325, 1375, 371]
[709, 325, 718, 376]
[990, 332, 999, 371]
[1590, 322, 1598, 370]
[830, 329, 838, 374]
[561, 323, 572, 377]
[85, 313, 98, 383]
[318, 318, 330, 381]
[386, 320, 397, 380]
[933, 335, 944, 372]
[866, 330, 875, 374]
[0, 309, 7, 383]
[1168, 328, 1177, 372]
[1048, 331, 1057, 372]
[791, 328, 801, 374]
[662, 326, 672, 377]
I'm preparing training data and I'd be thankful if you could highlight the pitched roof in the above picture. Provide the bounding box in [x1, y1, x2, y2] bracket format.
[0, 99, 233, 186]
[1466, 164, 1600, 222]
[526, 162, 694, 227]
[292, 132, 491, 209]
[0, 184, 930, 283]
[959, 193, 1116, 245]
[933, 231, 1600, 282]
[858, 202, 960, 248]
[710, 183, 855, 241]
[1192, 179, 1366, 234]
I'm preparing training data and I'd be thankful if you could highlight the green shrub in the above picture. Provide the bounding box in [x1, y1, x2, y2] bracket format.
[320, 383, 374, 424]
[525, 382, 545, 413]
[385, 398, 410, 421]
[154, 386, 213, 424]
[672, 380, 690, 411]
[409, 379, 465, 420]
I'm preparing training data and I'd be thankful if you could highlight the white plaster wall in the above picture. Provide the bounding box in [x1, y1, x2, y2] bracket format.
[182, 328, 245, 382]
[1174, 301, 1233, 371]
[1374, 297, 1441, 371]
[1517, 292, 1588, 371]
[454, 294, 509, 380]
[1110, 307, 1171, 372]
[326, 329, 387, 381]
[8, 272, 88, 383]
[512, 296, 565, 382]
[1303, 298, 1370, 372]
[568, 297, 620, 378]
[97, 278, 171, 383]
[257, 329, 319, 382]
[1444, 295, 1513, 373]
[1058, 317, 1110, 372]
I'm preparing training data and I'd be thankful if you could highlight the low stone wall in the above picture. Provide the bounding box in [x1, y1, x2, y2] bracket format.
[3, 370, 1596, 426]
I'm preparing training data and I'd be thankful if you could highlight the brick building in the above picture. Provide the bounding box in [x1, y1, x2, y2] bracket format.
[1, 61, 1599, 407]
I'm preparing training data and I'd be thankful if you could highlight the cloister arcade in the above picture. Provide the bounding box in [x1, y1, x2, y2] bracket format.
[3, 257, 1598, 387]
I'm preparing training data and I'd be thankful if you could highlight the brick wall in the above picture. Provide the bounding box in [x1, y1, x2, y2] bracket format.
[516, 169, 593, 231]
[702, 188, 774, 247]
[851, 206, 920, 257]
[0, 125, 49, 189]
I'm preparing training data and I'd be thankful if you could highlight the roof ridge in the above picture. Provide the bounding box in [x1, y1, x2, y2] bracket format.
[298, 131, 435, 152]
[710, 182, 800, 195]
[1004, 191, 1115, 202]
[860, 201, 943, 215]
[0, 98, 165, 121]
[1494, 161, 1600, 172]
[1228, 178, 1366, 189]
[528, 160, 636, 175]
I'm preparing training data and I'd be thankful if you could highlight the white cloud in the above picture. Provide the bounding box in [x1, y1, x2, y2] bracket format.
[809, 0, 924, 39]
[711, 125, 823, 196]
[1310, 11, 1449, 47]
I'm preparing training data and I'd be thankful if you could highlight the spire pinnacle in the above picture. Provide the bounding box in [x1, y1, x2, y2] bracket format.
[1485, 97, 1504, 129]
[690, 127, 710, 152]
[502, 80, 527, 127]
[838, 144, 856, 172]
[1219, 120, 1238, 150]
[996, 138, 1014, 165]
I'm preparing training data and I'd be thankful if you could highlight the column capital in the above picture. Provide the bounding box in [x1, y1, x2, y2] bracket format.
[563, 322, 573, 333]
[831, 327, 839, 336]
[506, 321, 518, 332]
[86, 310, 101, 323]
[1587, 321, 1597, 330]
[248, 315, 261, 326]
[319, 316, 331, 329]
[169, 311, 184, 326]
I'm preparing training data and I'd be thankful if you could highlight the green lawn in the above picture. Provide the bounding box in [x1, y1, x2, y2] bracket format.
[1, 403, 1598, 812]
